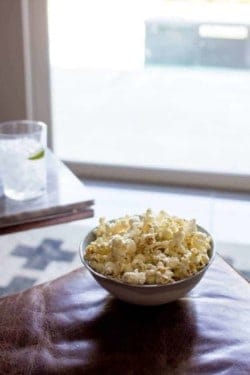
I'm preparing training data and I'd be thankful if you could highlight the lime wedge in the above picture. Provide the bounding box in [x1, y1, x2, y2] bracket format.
[28, 148, 45, 160]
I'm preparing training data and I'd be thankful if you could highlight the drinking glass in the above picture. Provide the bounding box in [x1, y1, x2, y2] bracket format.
[0, 120, 47, 200]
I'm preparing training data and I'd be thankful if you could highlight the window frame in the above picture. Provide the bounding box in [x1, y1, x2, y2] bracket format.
[66, 161, 250, 192]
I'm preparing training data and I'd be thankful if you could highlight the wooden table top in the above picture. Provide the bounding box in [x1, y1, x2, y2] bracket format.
[0, 150, 94, 234]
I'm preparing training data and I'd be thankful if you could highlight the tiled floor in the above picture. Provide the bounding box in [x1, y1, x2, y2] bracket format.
[0, 224, 86, 296]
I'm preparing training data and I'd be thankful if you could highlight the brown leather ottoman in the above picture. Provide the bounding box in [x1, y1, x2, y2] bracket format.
[0, 255, 249, 374]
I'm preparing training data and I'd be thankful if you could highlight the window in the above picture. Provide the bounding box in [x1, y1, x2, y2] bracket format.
[2, 0, 249, 190]
[48, 0, 250, 187]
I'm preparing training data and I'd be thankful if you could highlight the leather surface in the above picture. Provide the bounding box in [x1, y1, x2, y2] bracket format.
[0, 256, 249, 374]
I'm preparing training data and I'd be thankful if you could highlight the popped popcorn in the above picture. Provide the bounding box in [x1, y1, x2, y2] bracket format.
[84, 209, 211, 285]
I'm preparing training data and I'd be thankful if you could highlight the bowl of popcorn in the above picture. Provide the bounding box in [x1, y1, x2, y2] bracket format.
[79, 209, 215, 306]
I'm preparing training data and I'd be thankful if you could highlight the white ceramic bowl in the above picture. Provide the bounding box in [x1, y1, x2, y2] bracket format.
[79, 225, 215, 306]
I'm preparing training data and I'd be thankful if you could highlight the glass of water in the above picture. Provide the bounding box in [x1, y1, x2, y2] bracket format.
[0, 120, 47, 200]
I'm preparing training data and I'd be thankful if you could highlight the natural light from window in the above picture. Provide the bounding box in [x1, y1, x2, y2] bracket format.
[48, 0, 250, 175]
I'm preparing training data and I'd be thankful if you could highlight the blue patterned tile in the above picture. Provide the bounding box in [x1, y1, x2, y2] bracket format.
[0, 276, 36, 297]
[12, 238, 75, 270]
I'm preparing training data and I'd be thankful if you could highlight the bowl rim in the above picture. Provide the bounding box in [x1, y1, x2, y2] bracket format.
[79, 223, 215, 289]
